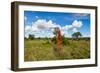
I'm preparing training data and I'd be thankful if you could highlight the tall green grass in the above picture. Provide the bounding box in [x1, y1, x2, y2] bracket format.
[24, 39, 90, 61]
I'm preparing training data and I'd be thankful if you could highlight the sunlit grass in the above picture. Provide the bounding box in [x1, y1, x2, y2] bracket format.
[24, 39, 90, 61]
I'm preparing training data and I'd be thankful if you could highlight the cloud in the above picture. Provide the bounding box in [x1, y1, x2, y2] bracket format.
[61, 20, 83, 36]
[25, 25, 33, 38]
[74, 13, 89, 17]
[62, 25, 73, 30]
[62, 20, 83, 31]
[36, 16, 39, 19]
[25, 19, 61, 38]
[33, 19, 60, 29]
[72, 28, 78, 33]
[25, 19, 83, 38]
[25, 25, 31, 32]
[72, 20, 83, 28]
[24, 16, 27, 21]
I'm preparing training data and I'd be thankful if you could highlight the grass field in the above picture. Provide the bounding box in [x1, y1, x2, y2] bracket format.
[24, 38, 90, 61]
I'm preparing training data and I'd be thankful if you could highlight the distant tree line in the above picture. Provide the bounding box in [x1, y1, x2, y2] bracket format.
[25, 31, 83, 41]
[25, 34, 35, 40]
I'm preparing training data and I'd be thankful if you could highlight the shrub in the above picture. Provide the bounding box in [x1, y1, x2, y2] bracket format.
[62, 36, 70, 45]
[28, 34, 34, 40]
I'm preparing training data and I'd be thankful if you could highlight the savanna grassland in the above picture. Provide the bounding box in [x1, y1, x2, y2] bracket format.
[24, 38, 90, 61]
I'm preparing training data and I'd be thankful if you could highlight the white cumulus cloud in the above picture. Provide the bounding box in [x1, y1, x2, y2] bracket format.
[62, 25, 73, 30]
[25, 19, 61, 38]
[32, 19, 60, 29]
[62, 20, 83, 31]
[61, 20, 83, 36]
[72, 20, 83, 28]
[25, 19, 83, 38]
[72, 28, 78, 33]
[25, 25, 31, 32]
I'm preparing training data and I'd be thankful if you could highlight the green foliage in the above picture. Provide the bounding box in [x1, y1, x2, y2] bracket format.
[37, 37, 41, 39]
[28, 34, 34, 40]
[24, 37, 28, 40]
[44, 40, 51, 45]
[24, 39, 90, 61]
[72, 32, 82, 39]
[51, 36, 56, 44]
[53, 29, 57, 36]
[62, 35, 70, 45]
[51, 35, 70, 46]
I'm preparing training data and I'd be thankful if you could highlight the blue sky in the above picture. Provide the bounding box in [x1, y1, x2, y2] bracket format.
[24, 11, 90, 38]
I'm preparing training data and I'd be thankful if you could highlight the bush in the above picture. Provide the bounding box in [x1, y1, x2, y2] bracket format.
[62, 36, 70, 45]
[45, 40, 51, 45]
[51, 36, 56, 44]
[29, 34, 34, 40]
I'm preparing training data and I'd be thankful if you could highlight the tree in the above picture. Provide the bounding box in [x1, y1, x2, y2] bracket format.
[72, 32, 82, 40]
[24, 37, 28, 40]
[29, 34, 34, 40]
[38, 37, 41, 39]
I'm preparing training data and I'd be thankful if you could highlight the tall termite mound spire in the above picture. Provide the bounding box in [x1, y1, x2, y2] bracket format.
[54, 27, 62, 50]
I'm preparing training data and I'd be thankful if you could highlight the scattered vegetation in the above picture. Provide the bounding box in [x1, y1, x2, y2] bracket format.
[28, 34, 35, 40]
[24, 37, 90, 61]
[72, 32, 82, 40]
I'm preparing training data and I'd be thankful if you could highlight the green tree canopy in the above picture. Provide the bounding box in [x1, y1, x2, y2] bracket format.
[29, 34, 34, 40]
[72, 32, 82, 39]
